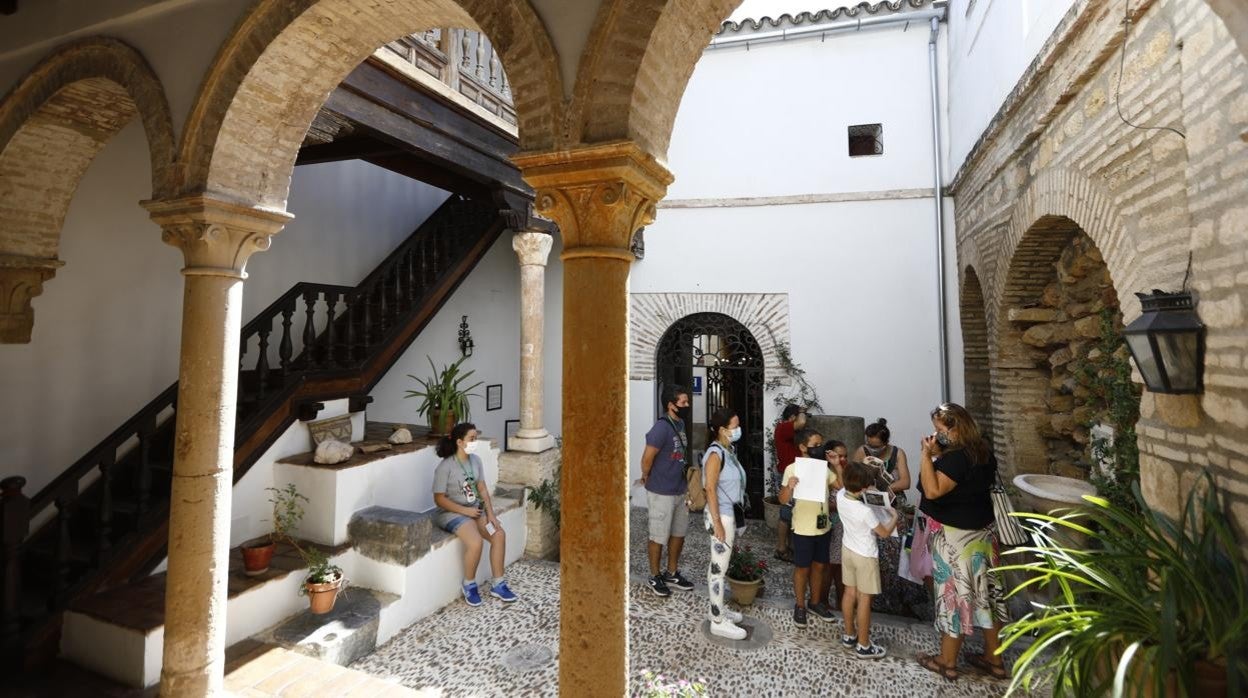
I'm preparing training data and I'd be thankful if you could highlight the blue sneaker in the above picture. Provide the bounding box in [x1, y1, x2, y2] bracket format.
[463, 582, 483, 607]
[490, 581, 518, 603]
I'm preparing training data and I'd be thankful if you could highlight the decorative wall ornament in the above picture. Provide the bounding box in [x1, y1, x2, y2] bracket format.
[629, 293, 791, 385]
[307, 414, 352, 447]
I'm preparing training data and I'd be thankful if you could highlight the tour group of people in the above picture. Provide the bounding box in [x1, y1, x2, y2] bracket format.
[427, 386, 1011, 682]
[640, 385, 1011, 681]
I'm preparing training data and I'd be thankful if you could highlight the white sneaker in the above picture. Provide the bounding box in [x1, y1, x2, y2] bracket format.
[707, 607, 744, 624]
[709, 619, 747, 640]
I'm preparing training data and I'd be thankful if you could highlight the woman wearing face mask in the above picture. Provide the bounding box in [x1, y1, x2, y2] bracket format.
[915, 403, 1009, 683]
[701, 407, 749, 640]
[433, 422, 517, 607]
[851, 418, 911, 505]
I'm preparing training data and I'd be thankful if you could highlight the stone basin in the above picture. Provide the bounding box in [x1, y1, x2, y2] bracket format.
[1013, 473, 1097, 516]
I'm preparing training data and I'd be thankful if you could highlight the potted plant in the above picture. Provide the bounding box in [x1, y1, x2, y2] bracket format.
[997, 472, 1247, 697]
[241, 484, 307, 576]
[404, 355, 483, 436]
[725, 544, 768, 606]
[299, 546, 346, 614]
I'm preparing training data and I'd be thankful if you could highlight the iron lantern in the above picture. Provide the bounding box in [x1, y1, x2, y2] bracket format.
[1123, 290, 1205, 394]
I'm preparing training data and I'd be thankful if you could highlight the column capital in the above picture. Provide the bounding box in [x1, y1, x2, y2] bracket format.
[142, 195, 292, 279]
[512, 230, 554, 267]
[513, 142, 673, 257]
[0, 254, 64, 344]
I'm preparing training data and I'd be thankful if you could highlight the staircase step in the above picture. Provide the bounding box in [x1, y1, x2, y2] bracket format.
[349, 506, 433, 566]
[261, 588, 397, 668]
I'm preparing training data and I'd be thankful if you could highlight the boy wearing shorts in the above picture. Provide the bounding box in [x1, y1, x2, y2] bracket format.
[836, 459, 899, 659]
[778, 429, 838, 628]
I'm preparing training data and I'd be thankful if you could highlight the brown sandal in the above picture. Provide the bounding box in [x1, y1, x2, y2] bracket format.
[966, 654, 1010, 680]
[918, 653, 959, 681]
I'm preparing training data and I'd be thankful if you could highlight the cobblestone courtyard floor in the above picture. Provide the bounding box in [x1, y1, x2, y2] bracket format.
[351, 510, 1042, 697]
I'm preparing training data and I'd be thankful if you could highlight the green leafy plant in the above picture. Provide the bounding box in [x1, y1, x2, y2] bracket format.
[997, 473, 1247, 697]
[763, 337, 823, 415]
[298, 546, 344, 590]
[1071, 308, 1142, 513]
[726, 544, 768, 582]
[264, 483, 307, 546]
[404, 355, 483, 430]
[637, 671, 708, 697]
[527, 463, 561, 529]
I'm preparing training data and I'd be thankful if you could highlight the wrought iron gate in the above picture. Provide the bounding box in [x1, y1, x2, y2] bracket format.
[655, 313, 766, 515]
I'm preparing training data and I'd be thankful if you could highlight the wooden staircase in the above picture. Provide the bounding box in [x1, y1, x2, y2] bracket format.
[0, 194, 507, 669]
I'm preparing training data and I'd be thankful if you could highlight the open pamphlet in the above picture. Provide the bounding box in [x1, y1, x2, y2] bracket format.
[862, 489, 900, 537]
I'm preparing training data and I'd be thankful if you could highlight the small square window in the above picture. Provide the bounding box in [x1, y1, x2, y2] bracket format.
[848, 123, 883, 157]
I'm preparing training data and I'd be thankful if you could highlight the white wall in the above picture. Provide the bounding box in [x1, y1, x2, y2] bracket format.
[368, 230, 565, 448]
[947, 0, 1078, 171]
[0, 125, 449, 496]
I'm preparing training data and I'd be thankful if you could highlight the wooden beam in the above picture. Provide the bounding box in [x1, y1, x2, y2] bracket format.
[295, 138, 397, 165]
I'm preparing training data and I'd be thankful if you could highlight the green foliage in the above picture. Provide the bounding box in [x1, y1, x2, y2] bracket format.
[1071, 309, 1142, 513]
[264, 483, 307, 546]
[527, 463, 561, 529]
[299, 546, 344, 587]
[763, 337, 823, 414]
[726, 544, 768, 582]
[997, 474, 1248, 697]
[404, 355, 484, 424]
[638, 672, 708, 697]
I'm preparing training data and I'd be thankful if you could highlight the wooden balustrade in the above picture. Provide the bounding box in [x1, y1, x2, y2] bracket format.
[1, 476, 29, 664]
[381, 28, 516, 128]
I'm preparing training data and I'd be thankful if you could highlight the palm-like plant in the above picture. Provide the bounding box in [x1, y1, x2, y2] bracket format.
[404, 355, 483, 434]
[996, 472, 1247, 697]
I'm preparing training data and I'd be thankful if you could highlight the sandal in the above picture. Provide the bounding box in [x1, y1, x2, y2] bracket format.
[917, 653, 959, 682]
[773, 549, 793, 563]
[966, 654, 1010, 680]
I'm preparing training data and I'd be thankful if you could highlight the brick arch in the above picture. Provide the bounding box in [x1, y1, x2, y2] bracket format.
[960, 265, 995, 448]
[573, 0, 741, 157]
[629, 292, 789, 385]
[0, 37, 175, 343]
[177, 0, 564, 209]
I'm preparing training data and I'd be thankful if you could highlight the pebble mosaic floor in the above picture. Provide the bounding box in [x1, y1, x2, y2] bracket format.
[351, 558, 1045, 697]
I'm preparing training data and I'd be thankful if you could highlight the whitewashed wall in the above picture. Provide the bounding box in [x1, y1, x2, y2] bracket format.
[0, 122, 449, 495]
[625, 15, 962, 504]
[946, 0, 1079, 171]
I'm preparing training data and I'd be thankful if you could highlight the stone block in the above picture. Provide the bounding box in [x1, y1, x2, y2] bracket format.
[1007, 307, 1059, 324]
[1155, 394, 1202, 429]
[525, 504, 559, 559]
[1023, 322, 1076, 348]
[498, 447, 561, 488]
[270, 589, 386, 667]
[806, 415, 865, 453]
[348, 506, 431, 566]
[1074, 315, 1102, 338]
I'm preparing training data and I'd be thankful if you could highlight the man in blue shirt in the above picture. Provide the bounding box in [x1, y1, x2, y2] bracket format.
[639, 384, 695, 597]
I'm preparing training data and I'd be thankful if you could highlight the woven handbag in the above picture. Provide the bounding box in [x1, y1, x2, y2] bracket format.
[991, 470, 1030, 547]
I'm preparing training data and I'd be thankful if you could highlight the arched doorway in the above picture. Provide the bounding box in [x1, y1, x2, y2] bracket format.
[960, 267, 994, 447]
[655, 312, 766, 514]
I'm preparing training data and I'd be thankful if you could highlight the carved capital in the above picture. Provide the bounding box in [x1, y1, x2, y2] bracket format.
[512, 231, 554, 267]
[513, 142, 672, 258]
[142, 195, 292, 278]
[0, 254, 64, 343]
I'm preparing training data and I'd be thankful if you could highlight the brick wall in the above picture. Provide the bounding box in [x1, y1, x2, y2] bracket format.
[950, 0, 1248, 539]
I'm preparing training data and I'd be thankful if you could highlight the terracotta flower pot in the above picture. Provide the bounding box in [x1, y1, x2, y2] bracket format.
[726, 576, 762, 606]
[241, 540, 276, 576]
[429, 408, 457, 437]
[305, 573, 344, 614]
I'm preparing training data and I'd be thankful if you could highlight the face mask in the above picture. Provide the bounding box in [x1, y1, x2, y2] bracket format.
[729, 427, 742, 442]
[935, 432, 951, 447]
[464, 440, 481, 455]
[864, 444, 884, 456]
[675, 405, 692, 422]
[807, 444, 828, 460]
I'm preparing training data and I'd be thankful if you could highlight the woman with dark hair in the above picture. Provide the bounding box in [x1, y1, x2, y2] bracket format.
[432, 422, 517, 607]
[701, 406, 748, 640]
[851, 418, 912, 503]
[915, 403, 1009, 682]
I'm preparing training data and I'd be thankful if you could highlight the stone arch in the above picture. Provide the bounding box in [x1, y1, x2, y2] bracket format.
[960, 265, 995, 447]
[629, 292, 789, 385]
[177, 0, 564, 209]
[573, 0, 742, 157]
[0, 37, 175, 343]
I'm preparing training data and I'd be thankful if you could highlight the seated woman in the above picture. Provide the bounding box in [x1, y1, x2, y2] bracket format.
[432, 422, 518, 606]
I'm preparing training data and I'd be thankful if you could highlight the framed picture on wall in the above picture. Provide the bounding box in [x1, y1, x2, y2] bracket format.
[486, 384, 503, 411]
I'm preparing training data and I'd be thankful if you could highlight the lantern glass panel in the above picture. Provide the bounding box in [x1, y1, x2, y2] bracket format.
[1157, 331, 1200, 391]
[1126, 333, 1165, 390]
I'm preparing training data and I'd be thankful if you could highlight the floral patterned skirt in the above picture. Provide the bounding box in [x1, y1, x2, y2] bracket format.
[929, 519, 1009, 637]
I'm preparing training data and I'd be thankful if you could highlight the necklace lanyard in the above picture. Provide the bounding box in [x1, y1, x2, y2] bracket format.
[457, 456, 480, 499]
[665, 416, 688, 455]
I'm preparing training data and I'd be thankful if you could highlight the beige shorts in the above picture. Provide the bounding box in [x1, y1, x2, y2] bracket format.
[646, 491, 690, 545]
[841, 547, 881, 595]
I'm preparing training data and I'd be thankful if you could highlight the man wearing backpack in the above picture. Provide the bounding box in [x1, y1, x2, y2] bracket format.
[640, 384, 696, 597]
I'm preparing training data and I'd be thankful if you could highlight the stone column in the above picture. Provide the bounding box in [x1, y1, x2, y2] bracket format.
[0, 254, 63, 344]
[509, 225, 556, 453]
[143, 195, 291, 697]
[514, 143, 671, 697]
